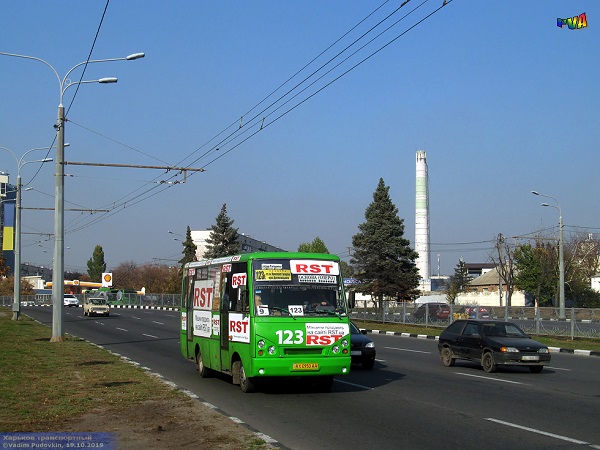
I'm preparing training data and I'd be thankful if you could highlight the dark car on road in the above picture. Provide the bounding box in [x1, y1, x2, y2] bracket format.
[350, 321, 376, 369]
[438, 320, 551, 373]
[414, 303, 450, 321]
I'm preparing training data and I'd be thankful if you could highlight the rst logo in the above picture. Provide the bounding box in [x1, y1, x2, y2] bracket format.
[290, 260, 339, 275]
[193, 280, 214, 310]
[231, 272, 247, 288]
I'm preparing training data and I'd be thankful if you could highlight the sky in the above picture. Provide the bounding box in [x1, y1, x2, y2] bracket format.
[0, 1, 597, 278]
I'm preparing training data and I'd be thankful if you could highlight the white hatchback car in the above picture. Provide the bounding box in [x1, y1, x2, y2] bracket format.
[63, 294, 80, 307]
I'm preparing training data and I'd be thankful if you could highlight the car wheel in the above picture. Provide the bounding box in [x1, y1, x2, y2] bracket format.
[440, 346, 455, 367]
[482, 352, 497, 373]
[239, 362, 254, 393]
[362, 358, 375, 370]
[197, 352, 211, 378]
[529, 366, 544, 373]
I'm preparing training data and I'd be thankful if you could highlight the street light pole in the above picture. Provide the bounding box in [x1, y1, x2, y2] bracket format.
[531, 190, 565, 320]
[1, 51, 144, 341]
[1, 146, 53, 320]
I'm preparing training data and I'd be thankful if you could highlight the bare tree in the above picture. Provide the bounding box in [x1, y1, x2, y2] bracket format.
[489, 234, 516, 307]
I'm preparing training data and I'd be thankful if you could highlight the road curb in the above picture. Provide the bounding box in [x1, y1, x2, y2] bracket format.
[360, 328, 600, 358]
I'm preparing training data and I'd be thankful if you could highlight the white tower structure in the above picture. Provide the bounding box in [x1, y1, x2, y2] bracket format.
[415, 150, 431, 291]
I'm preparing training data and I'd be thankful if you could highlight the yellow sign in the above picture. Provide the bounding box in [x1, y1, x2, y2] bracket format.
[255, 269, 291, 281]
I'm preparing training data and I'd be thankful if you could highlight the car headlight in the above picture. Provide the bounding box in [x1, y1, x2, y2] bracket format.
[500, 346, 519, 353]
[365, 342, 375, 348]
[538, 348, 549, 354]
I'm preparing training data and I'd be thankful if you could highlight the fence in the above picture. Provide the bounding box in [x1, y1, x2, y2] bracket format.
[349, 301, 600, 339]
[3, 294, 599, 339]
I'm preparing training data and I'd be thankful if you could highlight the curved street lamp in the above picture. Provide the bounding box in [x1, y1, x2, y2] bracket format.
[0, 51, 144, 341]
[1, 146, 55, 320]
[531, 190, 565, 320]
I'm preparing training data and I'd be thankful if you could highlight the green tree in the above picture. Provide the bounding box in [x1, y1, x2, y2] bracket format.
[350, 178, 420, 311]
[297, 237, 329, 253]
[87, 245, 107, 282]
[445, 259, 472, 304]
[204, 203, 239, 259]
[178, 226, 198, 267]
[340, 260, 354, 278]
[513, 242, 556, 307]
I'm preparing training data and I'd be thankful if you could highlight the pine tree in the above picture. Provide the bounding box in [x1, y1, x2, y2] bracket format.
[87, 245, 107, 282]
[350, 178, 420, 309]
[204, 204, 239, 259]
[178, 226, 198, 266]
[445, 258, 472, 304]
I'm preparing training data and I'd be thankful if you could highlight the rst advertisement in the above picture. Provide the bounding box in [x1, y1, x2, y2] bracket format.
[193, 280, 214, 338]
[258, 323, 349, 346]
[255, 259, 340, 284]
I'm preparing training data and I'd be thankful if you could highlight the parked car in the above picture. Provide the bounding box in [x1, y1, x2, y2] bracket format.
[350, 321, 376, 369]
[466, 306, 490, 319]
[63, 294, 79, 307]
[457, 306, 490, 319]
[83, 297, 110, 317]
[438, 320, 551, 373]
[414, 303, 450, 320]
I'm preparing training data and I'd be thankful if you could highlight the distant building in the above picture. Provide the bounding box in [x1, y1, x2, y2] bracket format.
[191, 230, 286, 260]
[458, 267, 525, 306]
[464, 263, 496, 278]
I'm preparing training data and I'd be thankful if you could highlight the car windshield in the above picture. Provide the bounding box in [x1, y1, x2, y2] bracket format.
[254, 285, 345, 316]
[350, 322, 361, 335]
[90, 299, 105, 305]
[482, 323, 528, 338]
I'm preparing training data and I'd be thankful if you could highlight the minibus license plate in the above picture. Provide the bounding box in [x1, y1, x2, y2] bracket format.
[293, 363, 319, 370]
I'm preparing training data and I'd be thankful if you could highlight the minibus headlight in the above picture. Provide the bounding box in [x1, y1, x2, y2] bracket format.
[341, 339, 349, 347]
[257, 340, 265, 349]
[268, 346, 276, 355]
[332, 346, 340, 354]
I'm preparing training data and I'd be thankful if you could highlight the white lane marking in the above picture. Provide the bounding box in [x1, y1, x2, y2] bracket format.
[486, 418, 599, 447]
[142, 333, 159, 338]
[116, 327, 129, 332]
[385, 346, 431, 354]
[131, 316, 142, 320]
[455, 373, 527, 385]
[334, 379, 373, 390]
[548, 366, 571, 371]
[152, 321, 164, 325]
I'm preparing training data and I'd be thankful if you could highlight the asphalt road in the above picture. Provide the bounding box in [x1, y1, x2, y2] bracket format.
[23, 306, 600, 450]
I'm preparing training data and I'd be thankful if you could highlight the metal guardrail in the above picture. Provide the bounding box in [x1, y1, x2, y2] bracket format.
[349, 303, 600, 339]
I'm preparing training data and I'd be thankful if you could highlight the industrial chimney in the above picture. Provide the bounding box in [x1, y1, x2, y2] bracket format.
[415, 150, 431, 291]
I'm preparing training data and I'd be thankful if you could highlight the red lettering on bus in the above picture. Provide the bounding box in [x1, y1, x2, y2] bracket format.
[230, 320, 249, 334]
[232, 273, 247, 288]
[306, 335, 319, 344]
[194, 287, 213, 308]
[295, 263, 308, 273]
[306, 334, 343, 345]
